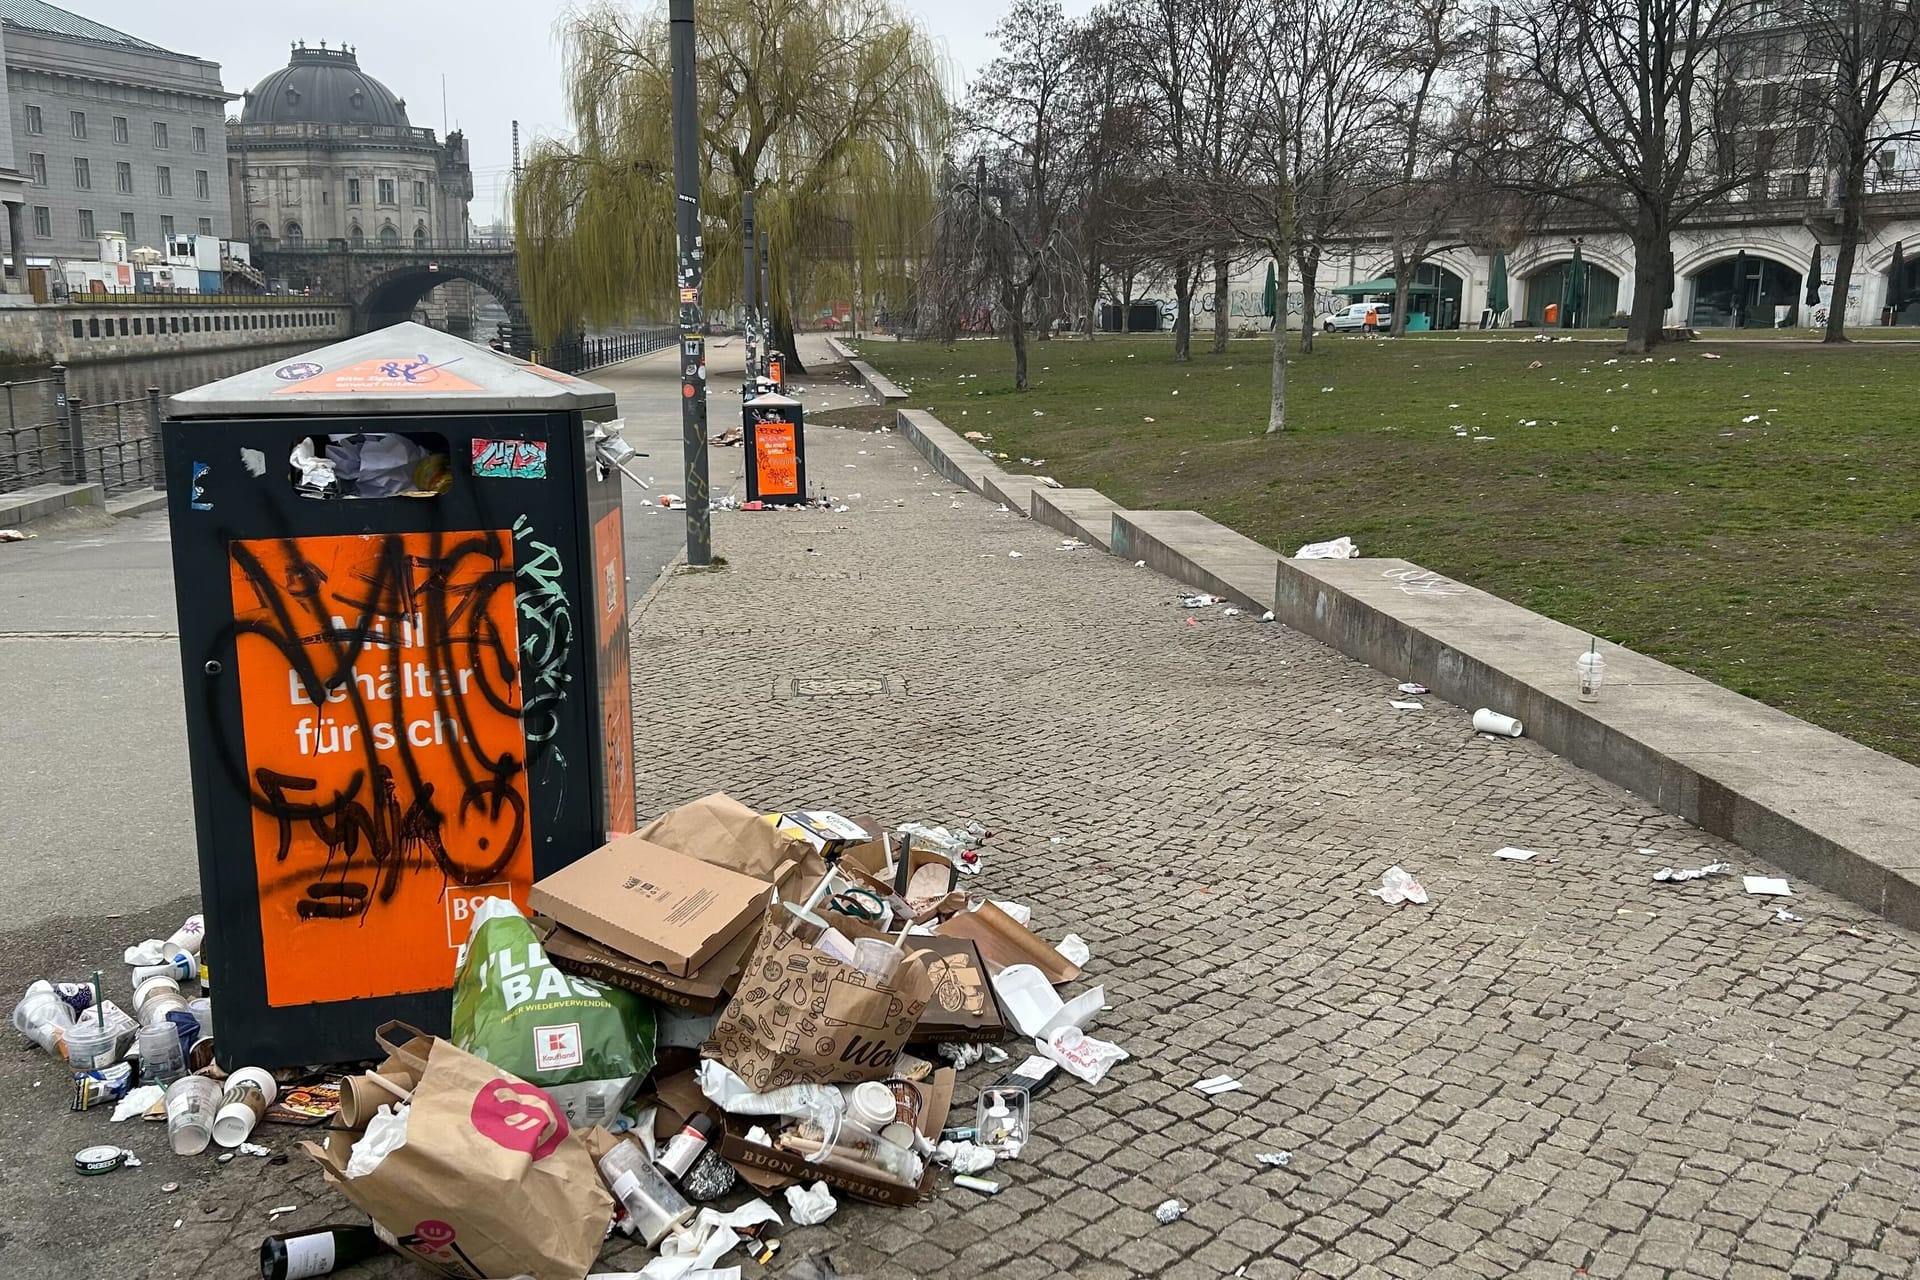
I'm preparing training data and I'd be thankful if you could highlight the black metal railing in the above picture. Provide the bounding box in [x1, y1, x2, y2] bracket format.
[537, 327, 677, 374]
[258, 238, 516, 255]
[0, 375, 66, 493]
[66, 388, 165, 496]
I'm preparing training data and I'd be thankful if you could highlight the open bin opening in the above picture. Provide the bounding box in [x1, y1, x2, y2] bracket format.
[291, 430, 453, 500]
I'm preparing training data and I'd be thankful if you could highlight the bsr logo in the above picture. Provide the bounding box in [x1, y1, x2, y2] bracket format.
[445, 885, 513, 944]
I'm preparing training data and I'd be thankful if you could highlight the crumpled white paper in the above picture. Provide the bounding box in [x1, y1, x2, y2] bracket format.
[633, 1201, 782, 1280]
[112, 1084, 165, 1123]
[1036, 1025, 1129, 1085]
[1372, 866, 1429, 905]
[934, 1140, 996, 1174]
[1295, 536, 1359, 559]
[344, 1102, 410, 1178]
[785, 1180, 838, 1226]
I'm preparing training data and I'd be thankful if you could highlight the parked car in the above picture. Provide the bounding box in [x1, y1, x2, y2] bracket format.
[1323, 302, 1392, 331]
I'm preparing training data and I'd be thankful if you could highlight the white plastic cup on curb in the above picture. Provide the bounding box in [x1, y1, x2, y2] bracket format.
[1577, 651, 1606, 702]
[1472, 709, 1524, 737]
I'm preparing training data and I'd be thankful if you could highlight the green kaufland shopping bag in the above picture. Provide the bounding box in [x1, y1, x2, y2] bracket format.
[453, 898, 657, 1127]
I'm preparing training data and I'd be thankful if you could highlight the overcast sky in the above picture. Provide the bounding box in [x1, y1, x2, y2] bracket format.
[79, 0, 1097, 226]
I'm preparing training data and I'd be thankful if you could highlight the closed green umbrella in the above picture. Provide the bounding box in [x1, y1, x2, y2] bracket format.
[1805, 243, 1822, 307]
[1563, 243, 1586, 328]
[1262, 261, 1277, 318]
[1487, 252, 1509, 321]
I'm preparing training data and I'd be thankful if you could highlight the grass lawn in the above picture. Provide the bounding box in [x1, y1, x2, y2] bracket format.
[852, 331, 1920, 765]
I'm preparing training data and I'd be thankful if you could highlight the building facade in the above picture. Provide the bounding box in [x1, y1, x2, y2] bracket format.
[0, 19, 25, 285]
[227, 43, 472, 252]
[1, 0, 231, 261]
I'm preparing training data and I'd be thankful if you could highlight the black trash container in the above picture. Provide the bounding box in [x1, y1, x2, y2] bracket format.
[742, 389, 806, 505]
[162, 323, 638, 1068]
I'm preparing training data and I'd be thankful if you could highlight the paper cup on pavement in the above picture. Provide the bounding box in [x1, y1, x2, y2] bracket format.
[1472, 708, 1524, 737]
[212, 1066, 278, 1148]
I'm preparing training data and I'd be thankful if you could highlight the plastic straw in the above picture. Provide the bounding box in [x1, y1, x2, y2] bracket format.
[93, 970, 105, 1027]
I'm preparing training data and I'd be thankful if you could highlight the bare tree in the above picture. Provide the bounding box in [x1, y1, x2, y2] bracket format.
[963, 0, 1083, 389]
[1481, 0, 1764, 351]
[1792, 0, 1920, 340]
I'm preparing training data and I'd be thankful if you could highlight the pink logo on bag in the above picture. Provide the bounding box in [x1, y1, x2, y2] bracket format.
[470, 1079, 570, 1160]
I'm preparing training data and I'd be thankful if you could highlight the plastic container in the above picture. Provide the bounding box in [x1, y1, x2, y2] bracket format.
[1577, 651, 1606, 702]
[186, 997, 213, 1042]
[133, 974, 187, 1026]
[133, 953, 197, 984]
[976, 1085, 1031, 1159]
[11, 981, 76, 1054]
[136, 1021, 187, 1085]
[597, 1140, 694, 1246]
[165, 1075, 221, 1155]
[63, 1018, 121, 1071]
[213, 1066, 278, 1147]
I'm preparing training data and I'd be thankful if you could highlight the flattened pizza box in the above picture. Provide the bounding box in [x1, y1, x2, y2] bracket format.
[529, 835, 774, 978]
[534, 916, 748, 1013]
[716, 1067, 955, 1206]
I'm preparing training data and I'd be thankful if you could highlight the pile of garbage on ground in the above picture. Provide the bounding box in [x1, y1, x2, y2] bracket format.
[13, 794, 1119, 1279]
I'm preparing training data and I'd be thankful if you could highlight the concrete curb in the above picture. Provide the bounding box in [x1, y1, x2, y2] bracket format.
[894, 398, 1920, 930]
[830, 339, 908, 400]
[106, 491, 168, 519]
[0, 482, 103, 526]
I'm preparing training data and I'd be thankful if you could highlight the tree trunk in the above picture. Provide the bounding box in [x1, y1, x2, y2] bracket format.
[1085, 253, 1101, 340]
[1121, 274, 1134, 333]
[772, 303, 807, 375]
[1011, 283, 1030, 390]
[1623, 215, 1669, 354]
[1212, 253, 1230, 353]
[1297, 251, 1318, 355]
[1826, 159, 1865, 344]
[1390, 247, 1412, 337]
[1172, 258, 1194, 362]
[1268, 249, 1290, 433]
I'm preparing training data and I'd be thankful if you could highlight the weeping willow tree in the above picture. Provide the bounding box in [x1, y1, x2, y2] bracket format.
[516, 0, 949, 367]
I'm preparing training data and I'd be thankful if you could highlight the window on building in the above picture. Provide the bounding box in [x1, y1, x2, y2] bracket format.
[116, 162, 132, 194]
[197, 217, 212, 235]
[414, 181, 427, 207]
[286, 221, 303, 246]
[349, 223, 364, 246]
[89, 318, 100, 338]
[195, 170, 210, 200]
[157, 166, 172, 197]
[29, 154, 46, 185]
[379, 222, 400, 246]
[192, 126, 207, 153]
[33, 206, 50, 237]
[71, 319, 83, 339]
[73, 158, 90, 190]
[146, 317, 156, 334]
[160, 215, 175, 238]
[378, 178, 396, 204]
[153, 122, 169, 149]
[348, 177, 362, 204]
[25, 105, 43, 134]
[118, 318, 128, 336]
[414, 223, 427, 248]
[254, 221, 271, 241]
[122, 213, 136, 238]
[70, 110, 86, 139]
[113, 116, 129, 144]
[77, 209, 94, 238]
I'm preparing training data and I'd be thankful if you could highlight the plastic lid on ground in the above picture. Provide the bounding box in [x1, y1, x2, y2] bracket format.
[167, 321, 617, 419]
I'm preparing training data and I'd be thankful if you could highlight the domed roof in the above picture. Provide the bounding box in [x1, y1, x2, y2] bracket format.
[242, 44, 409, 128]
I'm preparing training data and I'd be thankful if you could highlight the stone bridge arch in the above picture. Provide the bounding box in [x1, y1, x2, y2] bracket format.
[255, 242, 533, 356]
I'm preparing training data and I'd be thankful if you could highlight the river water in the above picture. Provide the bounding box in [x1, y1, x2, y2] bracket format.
[6, 342, 317, 408]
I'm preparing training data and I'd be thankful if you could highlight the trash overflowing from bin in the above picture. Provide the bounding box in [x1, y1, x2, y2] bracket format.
[13, 793, 1122, 1279]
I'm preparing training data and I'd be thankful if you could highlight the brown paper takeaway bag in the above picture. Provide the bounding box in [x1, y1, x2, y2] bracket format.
[302, 1035, 613, 1280]
[702, 908, 935, 1091]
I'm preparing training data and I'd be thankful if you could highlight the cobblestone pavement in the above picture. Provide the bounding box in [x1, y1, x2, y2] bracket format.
[617, 352, 1920, 1279]
[12, 343, 1919, 1280]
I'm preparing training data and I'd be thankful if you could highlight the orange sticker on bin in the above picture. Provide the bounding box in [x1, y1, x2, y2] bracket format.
[227, 531, 532, 1006]
[274, 355, 482, 394]
[753, 421, 799, 497]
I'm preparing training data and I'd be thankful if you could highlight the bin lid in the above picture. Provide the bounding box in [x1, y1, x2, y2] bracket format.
[167, 321, 618, 418]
